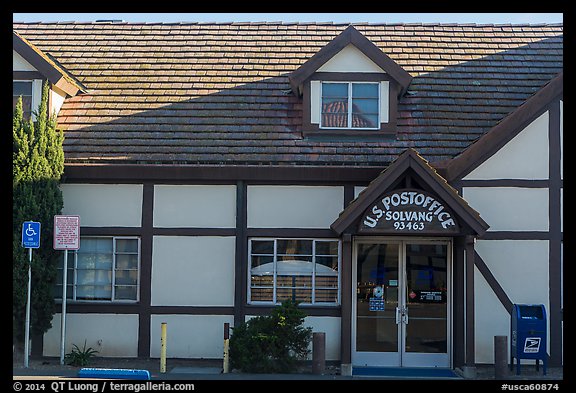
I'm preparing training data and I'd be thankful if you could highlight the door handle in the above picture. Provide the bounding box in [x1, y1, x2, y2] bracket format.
[396, 307, 409, 324]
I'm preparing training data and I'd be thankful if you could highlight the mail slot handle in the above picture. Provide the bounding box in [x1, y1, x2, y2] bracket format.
[518, 305, 544, 319]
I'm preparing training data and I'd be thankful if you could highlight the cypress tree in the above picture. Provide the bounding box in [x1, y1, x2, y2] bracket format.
[13, 81, 65, 350]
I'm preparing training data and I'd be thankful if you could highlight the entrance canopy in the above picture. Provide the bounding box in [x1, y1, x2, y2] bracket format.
[331, 148, 489, 236]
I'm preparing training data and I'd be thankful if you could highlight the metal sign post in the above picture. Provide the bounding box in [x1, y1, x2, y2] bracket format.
[25, 248, 32, 368]
[21, 221, 41, 368]
[53, 215, 80, 365]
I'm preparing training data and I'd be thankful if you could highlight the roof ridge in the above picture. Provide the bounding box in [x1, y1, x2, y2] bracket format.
[12, 21, 564, 27]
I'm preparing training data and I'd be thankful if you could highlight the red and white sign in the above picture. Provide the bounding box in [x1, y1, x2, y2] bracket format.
[53, 215, 80, 250]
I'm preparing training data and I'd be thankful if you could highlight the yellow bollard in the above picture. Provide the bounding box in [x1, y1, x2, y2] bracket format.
[223, 322, 230, 373]
[160, 322, 167, 373]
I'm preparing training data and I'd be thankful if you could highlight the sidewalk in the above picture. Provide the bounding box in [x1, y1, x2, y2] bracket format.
[12, 357, 564, 381]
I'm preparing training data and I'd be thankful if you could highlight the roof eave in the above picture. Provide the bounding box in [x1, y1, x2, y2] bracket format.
[13, 30, 87, 96]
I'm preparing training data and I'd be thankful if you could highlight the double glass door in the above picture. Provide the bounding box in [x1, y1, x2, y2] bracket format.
[353, 238, 450, 367]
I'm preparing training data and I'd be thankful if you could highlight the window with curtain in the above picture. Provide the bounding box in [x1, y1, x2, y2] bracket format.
[321, 82, 379, 129]
[55, 237, 140, 302]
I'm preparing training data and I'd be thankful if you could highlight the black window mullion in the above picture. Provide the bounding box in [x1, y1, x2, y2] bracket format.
[111, 237, 116, 301]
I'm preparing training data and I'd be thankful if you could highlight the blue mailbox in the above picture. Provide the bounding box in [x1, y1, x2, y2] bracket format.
[510, 304, 547, 375]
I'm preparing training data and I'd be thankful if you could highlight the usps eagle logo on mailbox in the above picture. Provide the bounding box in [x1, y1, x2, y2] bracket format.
[523, 337, 541, 353]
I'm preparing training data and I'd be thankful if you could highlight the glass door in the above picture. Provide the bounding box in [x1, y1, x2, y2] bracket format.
[354, 242, 401, 366]
[352, 238, 450, 368]
[402, 241, 450, 367]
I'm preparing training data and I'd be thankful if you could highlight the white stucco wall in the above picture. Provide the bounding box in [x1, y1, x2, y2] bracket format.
[354, 186, 366, 199]
[462, 187, 548, 231]
[461, 100, 560, 364]
[247, 186, 344, 228]
[463, 111, 549, 180]
[150, 315, 234, 358]
[43, 313, 139, 357]
[474, 240, 550, 363]
[474, 266, 511, 363]
[60, 184, 143, 227]
[318, 44, 385, 73]
[50, 88, 67, 116]
[13, 50, 36, 71]
[153, 185, 236, 228]
[475, 240, 549, 306]
[151, 236, 236, 306]
[474, 239, 550, 363]
[303, 316, 341, 361]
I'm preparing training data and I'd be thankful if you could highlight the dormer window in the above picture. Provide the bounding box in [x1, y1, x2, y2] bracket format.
[304, 73, 395, 135]
[289, 26, 412, 138]
[321, 82, 379, 129]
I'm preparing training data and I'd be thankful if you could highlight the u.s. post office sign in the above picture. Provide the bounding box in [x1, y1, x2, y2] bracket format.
[359, 189, 459, 234]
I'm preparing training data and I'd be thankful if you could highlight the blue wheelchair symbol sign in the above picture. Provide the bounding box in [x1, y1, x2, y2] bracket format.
[22, 221, 41, 248]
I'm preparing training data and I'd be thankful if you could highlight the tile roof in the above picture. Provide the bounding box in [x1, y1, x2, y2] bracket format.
[12, 22, 563, 167]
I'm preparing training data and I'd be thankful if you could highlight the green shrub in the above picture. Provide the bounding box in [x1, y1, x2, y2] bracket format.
[64, 340, 99, 367]
[229, 300, 312, 373]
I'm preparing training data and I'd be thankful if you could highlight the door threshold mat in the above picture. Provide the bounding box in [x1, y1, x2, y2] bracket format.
[352, 367, 462, 379]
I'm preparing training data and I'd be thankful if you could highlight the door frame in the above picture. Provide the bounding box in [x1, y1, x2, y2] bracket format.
[351, 236, 453, 368]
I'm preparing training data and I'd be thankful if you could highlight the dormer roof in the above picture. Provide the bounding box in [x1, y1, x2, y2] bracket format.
[288, 25, 413, 96]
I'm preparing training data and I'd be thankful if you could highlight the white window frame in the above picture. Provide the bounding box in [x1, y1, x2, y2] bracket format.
[319, 81, 381, 130]
[247, 238, 341, 306]
[55, 236, 141, 303]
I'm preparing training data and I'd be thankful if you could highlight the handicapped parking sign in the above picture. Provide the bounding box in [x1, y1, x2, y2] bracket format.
[22, 221, 41, 248]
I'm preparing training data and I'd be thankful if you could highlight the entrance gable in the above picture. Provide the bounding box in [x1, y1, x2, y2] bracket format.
[359, 188, 460, 235]
[331, 148, 489, 236]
